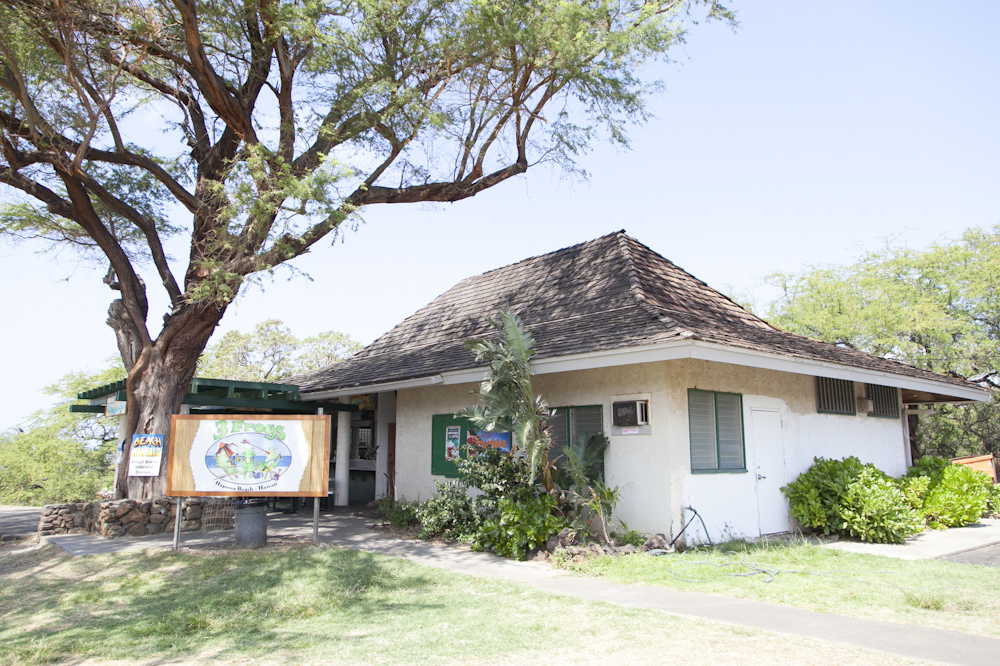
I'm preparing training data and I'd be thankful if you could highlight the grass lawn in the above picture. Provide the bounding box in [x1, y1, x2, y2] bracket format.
[557, 537, 1000, 637]
[0, 541, 932, 666]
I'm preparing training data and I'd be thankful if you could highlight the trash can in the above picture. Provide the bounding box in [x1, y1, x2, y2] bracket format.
[234, 499, 267, 548]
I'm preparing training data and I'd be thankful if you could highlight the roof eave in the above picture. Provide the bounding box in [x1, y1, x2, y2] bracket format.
[296, 339, 990, 404]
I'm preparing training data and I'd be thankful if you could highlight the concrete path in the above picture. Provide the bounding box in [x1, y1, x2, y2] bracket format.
[35, 509, 1000, 666]
[821, 518, 1000, 560]
[0, 505, 42, 539]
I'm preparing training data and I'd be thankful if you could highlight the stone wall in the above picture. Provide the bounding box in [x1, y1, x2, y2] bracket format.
[38, 499, 208, 538]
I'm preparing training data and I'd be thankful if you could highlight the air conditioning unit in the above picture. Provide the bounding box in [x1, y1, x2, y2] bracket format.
[613, 400, 649, 426]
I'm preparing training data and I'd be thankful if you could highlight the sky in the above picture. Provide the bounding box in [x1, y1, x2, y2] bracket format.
[1, 0, 998, 430]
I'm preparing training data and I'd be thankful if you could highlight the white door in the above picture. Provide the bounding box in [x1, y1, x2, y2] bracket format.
[751, 409, 789, 535]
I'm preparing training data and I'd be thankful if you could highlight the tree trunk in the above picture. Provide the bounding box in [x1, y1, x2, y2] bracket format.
[112, 301, 227, 499]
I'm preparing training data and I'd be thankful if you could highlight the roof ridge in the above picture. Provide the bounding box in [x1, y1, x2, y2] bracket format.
[615, 232, 697, 338]
[621, 233, 779, 333]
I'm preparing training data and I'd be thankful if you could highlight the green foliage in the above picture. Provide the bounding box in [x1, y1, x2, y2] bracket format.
[763, 226, 1000, 459]
[197, 319, 361, 382]
[782, 457, 922, 544]
[548, 432, 620, 542]
[0, 428, 114, 504]
[918, 464, 992, 529]
[376, 496, 419, 528]
[613, 523, 647, 547]
[473, 494, 565, 561]
[782, 456, 868, 533]
[0, 360, 124, 505]
[458, 446, 537, 512]
[836, 467, 923, 544]
[416, 481, 481, 541]
[458, 305, 552, 481]
[785, 455, 995, 543]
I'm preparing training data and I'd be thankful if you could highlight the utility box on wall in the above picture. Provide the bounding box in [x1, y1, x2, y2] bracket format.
[612, 400, 649, 427]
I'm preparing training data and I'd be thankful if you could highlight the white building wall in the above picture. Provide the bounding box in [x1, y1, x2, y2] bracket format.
[394, 357, 909, 545]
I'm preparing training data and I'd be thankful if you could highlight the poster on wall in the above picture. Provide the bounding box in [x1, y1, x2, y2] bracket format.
[466, 430, 512, 453]
[445, 425, 462, 461]
[128, 434, 164, 477]
[167, 415, 330, 497]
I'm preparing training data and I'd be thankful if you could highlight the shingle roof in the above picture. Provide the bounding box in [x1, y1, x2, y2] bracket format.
[293, 232, 981, 395]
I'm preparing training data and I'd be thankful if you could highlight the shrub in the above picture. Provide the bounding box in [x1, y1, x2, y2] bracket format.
[417, 480, 481, 541]
[906, 456, 993, 529]
[921, 465, 992, 529]
[782, 456, 921, 544]
[782, 456, 867, 533]
[473, 494, 566, 560]
[836, 467, 923, 543]
[458, 447, 536, 514]
[376, 496, 419, 528]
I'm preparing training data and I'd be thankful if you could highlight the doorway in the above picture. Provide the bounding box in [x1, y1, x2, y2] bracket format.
[751, 409, 789, 535]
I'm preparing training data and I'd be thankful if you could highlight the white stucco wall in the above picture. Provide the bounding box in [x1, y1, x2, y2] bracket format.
[393, 358, 909, 545]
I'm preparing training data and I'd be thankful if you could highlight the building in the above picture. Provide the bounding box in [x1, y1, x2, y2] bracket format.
[292, 232, 990, 543]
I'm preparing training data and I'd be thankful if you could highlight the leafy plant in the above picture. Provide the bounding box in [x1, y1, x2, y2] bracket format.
[782, 456, 922, 544]
[782, 456, 867, 534]
[920, 465, 992, 529]
[906, 456, 993, 528]
[473, 494, 566, 561]
[376, 496, 419, 529]
[457, 306, 553, 481]
[417, 481, 481, 542]
[836, 467, 922, 544]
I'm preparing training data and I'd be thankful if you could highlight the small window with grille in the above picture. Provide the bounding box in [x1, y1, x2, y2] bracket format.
[866, 384, 900, 418]
[546, 405, 603, 458]
[816, 377, 856, 415]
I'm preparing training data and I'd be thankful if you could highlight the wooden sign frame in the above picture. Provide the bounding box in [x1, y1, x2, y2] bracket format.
[167, 414, 331, 497]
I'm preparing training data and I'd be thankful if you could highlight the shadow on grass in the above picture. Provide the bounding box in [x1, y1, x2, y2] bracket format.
[0, 545, 439, 664]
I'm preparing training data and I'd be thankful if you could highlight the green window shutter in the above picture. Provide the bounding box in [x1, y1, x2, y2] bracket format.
[716, 393, 745, 470]
[430, 414, 472, 478]
[688, 391, 718, 470]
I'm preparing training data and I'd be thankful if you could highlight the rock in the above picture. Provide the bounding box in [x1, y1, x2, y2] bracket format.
[115, 501, 136, 519]
[103, 524, 127, 539]
[154, 499, 169, 506]
[617, 544, 640, 555]
[184, 505, 203, 520]
[146, 524, 165, 535]
[180, 520, 199, 532]
[588, 543, 604, 555]
[39, 530, 55, 536]
[547, 527, 581, 552]
[643, 533, 669, 550]
[73, 513, 86, 528]
[148, 513, 166, 525]
[68, 528, 86, 535]
[139, 501, 153, 513]
[126, 524, 148, 537]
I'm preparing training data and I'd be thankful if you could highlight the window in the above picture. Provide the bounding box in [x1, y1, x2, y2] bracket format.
[866, 384, 900, 418]
[547, 405, 603, 456]
[688, 390, 745, 472]
[816, 377, 856, 415]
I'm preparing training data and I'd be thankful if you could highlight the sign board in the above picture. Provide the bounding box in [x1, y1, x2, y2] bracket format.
[105, 395, 127, 417]
[166, 415, 330, 497]
[128, 434, 164, 477]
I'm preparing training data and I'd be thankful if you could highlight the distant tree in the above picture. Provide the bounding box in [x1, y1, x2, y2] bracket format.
[197, 319, 360, 382]
[0, 360, 124, 504]
[0, 0, 732, 498]
[764, 226, 1000, 458]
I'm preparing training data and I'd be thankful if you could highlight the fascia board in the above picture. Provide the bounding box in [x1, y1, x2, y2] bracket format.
[686, 341, 991, 402]
[302, 374, 443, 400]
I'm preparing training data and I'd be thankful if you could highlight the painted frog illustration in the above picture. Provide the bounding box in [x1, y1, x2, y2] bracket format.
[262, 446, 282, 479]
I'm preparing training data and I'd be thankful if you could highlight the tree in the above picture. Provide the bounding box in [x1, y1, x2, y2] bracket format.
[0, 0, 732, 498]
[764, 225, 1000, 457]
[0, 360, 124, 504]
[197, 318, 360, 381]
[458, 305, 552, 481]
